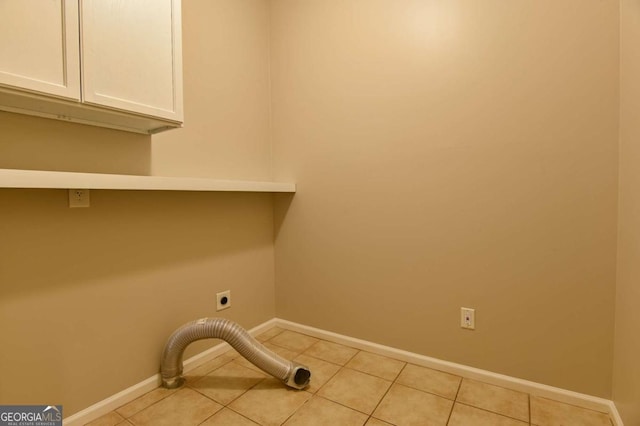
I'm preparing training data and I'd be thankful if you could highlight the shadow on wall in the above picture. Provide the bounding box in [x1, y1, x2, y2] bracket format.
[274, 193, 294, 240]
[0, 189, 274, 300]
[0, 111, 152, 175]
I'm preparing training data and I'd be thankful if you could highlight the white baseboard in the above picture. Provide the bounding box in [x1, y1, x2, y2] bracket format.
[274, 318, 624, 426]
[63, 317, 623, 426]
[609, 400, 625, 426]
[63, 318, 277, 426]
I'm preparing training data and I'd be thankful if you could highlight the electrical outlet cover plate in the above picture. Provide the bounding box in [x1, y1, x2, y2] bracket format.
[69, 189, 90, 208]
[216, 290, 231, 311]
[461, 307, 475, 330]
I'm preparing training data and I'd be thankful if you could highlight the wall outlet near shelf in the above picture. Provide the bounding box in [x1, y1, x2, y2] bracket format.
[69, 189, 90, 208]
[461, 307, 475, 330]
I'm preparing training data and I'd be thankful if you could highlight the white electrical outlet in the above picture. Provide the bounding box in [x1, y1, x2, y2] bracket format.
[461, 307, 475, 330]
[216, 290, 231, 311]
[68, 189, 90, 208]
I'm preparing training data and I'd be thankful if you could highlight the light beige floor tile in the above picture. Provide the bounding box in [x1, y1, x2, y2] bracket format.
[373, 383, 453, 426]
[396, 364, 461, 400]
[85, 411, 125, 426]
[256, 326, 285, 342]
[303, 340, 358, 365]
[457, 379, 529, 422]
[293, 353, 341, 393]
[183, 352, 236, 384]
[189, 361, 266, 405]
[365, 418, 394, 426]
[263, 342, 303, 359]
[129, 388, 222, 426]
[530, 396, 612, 426]
[284, 396, 368, 425]
[115, 421, 133, 426]
[229, 378, 312, 426]
[449, 403, 529, 426]
[199, 408, 259, 425]
[269, 330, 319, 352]
[346, 351, 406, 381]
[115, 387, 176, 418]
[317, 368, 391, 414]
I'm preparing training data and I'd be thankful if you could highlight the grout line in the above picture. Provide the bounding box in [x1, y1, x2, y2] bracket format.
[445, 379, 463, 425]
[453, 377, 463, 401]
[278, 395, 314, 425]
[340, 366, 394, 385]
[228, 375, 268, 406]
[365, 371, 396, 420]
[191, 366, 268, 409]
[392, 382, 458, 402]
[299, 350, 355, 368]
[533, 395, 612, 414]
[189, 355, 237, 380]
[224, 404, 263, 425]
[266, 338, 317, 354]
[390, 377, 459, 402]
[333, 342, 360, 366]
[116, 387, 178, 420]
[120, 390, 179, 424]
[185, 357, 238, 389]
[386, 360, 407, 383]
[453, 376, 538, 424]
[445, 405, 454, 426]
[196, 409, 219, 426]
[395, 362, 409, 383]
[307, 361, 342, 395]
[296, 350, 343, 368]
[257, 327, 286, 342]
[314, 391, 379, 418]
[454, 401, 530, 424]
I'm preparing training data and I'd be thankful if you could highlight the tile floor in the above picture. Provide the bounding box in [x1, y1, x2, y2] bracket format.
[86, 327, 613, 426]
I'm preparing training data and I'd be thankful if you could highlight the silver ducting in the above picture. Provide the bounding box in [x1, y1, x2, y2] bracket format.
[160, 318, 311, 390]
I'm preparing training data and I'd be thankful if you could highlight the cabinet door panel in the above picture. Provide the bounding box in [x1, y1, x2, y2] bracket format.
[80, 0, 183, 122]
[0, 0, 80, 100]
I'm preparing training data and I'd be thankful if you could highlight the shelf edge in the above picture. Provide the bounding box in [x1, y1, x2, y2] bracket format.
[0, 169, 296, 193]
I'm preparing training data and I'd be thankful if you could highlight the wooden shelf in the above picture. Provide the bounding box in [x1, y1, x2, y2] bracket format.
[0, 169, 295, 193]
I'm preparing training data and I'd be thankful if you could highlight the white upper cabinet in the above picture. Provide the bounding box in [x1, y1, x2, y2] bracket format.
[0, 0, 80, 100]
[0, 0, 183, 134]
[81, 0, 183, 122]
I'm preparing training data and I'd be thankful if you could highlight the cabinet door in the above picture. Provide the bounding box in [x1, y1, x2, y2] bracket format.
[0, 0, 81, 100]
[80, 0, 183, 122]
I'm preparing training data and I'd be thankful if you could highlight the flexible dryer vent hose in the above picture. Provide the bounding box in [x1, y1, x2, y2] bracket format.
[160, 318, 311, 390]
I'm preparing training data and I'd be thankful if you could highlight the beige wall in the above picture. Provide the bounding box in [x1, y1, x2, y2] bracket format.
[271, 0, 619, 397]
[613, 0, 640, 423]
[0, 0, 274, 416]
[152, 0, 273, 181]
